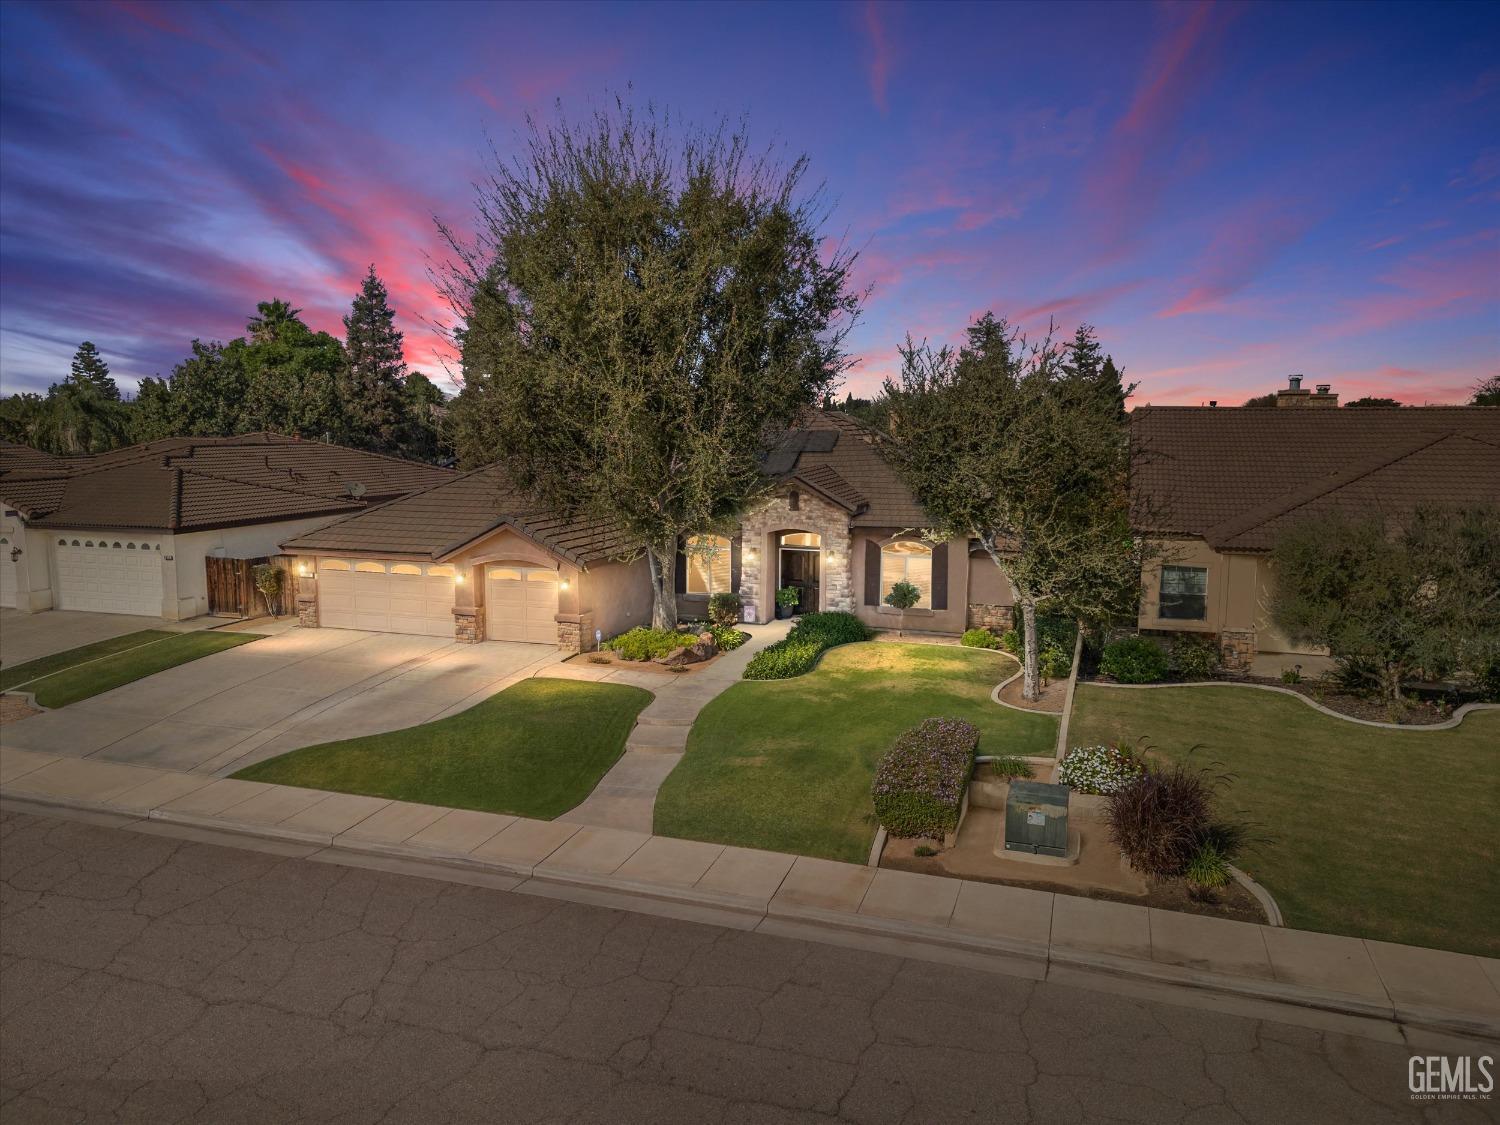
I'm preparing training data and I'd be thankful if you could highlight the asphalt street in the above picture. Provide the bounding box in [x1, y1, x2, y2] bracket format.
[0, 808, 1483, 1124]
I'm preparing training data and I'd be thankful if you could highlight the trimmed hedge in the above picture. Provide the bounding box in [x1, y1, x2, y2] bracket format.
[606, 627, 696, 661]
[1099, 636, 1169, 683]
[743, 611, 873, 680]
[871, 718, 980, 839]
[960, 628, 1002, 649]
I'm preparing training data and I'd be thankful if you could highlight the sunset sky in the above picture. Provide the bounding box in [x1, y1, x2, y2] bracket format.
[1, 0, 1496, 406]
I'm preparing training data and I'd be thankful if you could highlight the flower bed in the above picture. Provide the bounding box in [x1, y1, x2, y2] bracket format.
[871, 718, 980, 840]
[1057, 744, 1143, 795]
[605, 627, 697, 661]
[743, 611, 872, 680]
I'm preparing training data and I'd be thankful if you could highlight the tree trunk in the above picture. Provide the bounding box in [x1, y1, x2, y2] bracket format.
[645, 542, 678, 631]
[1382, 661, 1403, 704]
[1020, 597, 1040, 701]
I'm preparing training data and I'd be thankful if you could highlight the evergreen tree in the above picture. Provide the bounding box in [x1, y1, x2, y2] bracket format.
[340, 265, 408, 450]
[1062, 324, 1132, 418]
[398, 371, 448, 462]
[67, 341, 120, 400]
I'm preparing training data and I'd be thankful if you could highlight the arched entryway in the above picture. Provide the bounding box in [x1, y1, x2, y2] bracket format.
[777, 530, 822, 615]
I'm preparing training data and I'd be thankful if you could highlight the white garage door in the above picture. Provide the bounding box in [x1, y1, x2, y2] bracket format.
[55, 537, 164, 616]
[317, 558, 455, 637]
[486, 566, 559, 644]
[0, 517, 17, 608]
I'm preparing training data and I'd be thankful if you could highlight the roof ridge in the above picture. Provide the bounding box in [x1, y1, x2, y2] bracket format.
[1200, 428, 1458, 549]
[176, 464, 367, 507]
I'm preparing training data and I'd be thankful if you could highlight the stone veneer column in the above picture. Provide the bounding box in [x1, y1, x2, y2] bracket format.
[294, 572, 318, 627]
[966, 603, 1012, 630]
[1219, 628, 1256, 673]
[555, 612, 593, 654]
[738, 490, 853, 622]
[453, 607, 483, 644]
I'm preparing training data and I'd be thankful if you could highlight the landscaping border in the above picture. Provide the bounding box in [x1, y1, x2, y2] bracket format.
[1082, 679, 1499, 731]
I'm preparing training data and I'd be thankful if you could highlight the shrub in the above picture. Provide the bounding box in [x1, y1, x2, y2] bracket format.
[998, 617, 1076, 669]
[913, 844, 939, 858]
[1170, 634, 1222, 680]
[1105, 760, 1227, 879]
[606, 627, 696, 662]
[999, 629, 1022, 655]
[1184, 840, 1232, 890]
[1057, 744, 1144, 795]
[709, 624, 748, 651]
[1099, 636, 1169, 683]
[871, 718, 980, 839]
[1039, 638, 1072, 681]
[884, 580, 921, 611]
[742, 611, 872, 680]
[986, 755, 1034, 780]
[961, 628, 1001, 649]
[1279, 665, 1302, 685]
[707, 592, 742, 627]
[252, 563, 285, 616]
[776, 585, 800, 608]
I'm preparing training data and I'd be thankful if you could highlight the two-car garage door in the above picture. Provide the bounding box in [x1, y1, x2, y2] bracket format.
[317, 559, 455, 637]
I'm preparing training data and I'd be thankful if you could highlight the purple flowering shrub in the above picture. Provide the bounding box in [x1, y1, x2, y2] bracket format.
[871, 718, 980, 839]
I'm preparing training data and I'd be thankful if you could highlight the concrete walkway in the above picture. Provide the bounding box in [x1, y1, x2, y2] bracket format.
[547, 620, 791, 833]
[3, 746, 1496, 1044]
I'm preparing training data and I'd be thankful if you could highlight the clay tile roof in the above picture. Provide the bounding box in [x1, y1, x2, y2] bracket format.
[1130, 406, 1500, 552]
[0, 434, 453, 532]
[280, 466, 640, 566]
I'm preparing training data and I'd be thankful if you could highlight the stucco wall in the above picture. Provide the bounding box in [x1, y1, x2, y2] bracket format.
[582, 555, 653, 646]
[849, 528, 971, 635]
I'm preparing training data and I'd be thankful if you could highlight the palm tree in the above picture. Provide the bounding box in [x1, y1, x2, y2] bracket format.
[246, 299, 303, 344]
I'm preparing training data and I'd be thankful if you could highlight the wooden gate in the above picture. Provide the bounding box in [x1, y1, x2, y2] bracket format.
[206, 555, 293, 618]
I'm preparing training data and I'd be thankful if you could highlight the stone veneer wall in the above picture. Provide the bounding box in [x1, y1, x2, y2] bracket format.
[1219, 628, 1256, 673]
[738, 490, 853, 622]
[294, 574, 318, 627]
[556, 612, 593, 654]
[453, 607, 483, 644]
[966, 603, 1013, 631]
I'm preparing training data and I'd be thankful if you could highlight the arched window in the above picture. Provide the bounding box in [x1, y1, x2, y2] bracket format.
[778, 531, 821, 548]
[355, 561, 386, 573]
[685, 535, 731, 595]
[390, 563, 423, 575]
[880, 540, 932, 608]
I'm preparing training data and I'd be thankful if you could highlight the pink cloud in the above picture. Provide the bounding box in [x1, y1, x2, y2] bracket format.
[1329, 229, 1498, 336]
[1158, 199, 1314, 317]
[860, 1, 893, 114]
[1013, 282, 1142, 325]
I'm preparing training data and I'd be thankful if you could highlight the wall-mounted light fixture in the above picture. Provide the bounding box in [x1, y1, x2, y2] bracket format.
[455, 572, 465, 585]
[297, 562, 309, 577]
[559, 578, 571, 590]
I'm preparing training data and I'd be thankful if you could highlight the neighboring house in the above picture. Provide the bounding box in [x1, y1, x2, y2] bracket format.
[0, 435, 452, 619]
[1130, 382, 1500, 675]
[282, 409, 1020, 651]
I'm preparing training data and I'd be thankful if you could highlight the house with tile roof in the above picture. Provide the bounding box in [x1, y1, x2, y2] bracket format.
[280, 408, 1022, 650]
[1130, 384, 1500, 674]
[0, 435, 452, 620]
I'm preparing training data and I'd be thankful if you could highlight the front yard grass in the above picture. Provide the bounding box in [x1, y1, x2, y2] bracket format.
[1068, 684, 1500, 957]
[15, 631, 260, 708]
[234, 679, 652, 820]
[1, 630, 178, 691]
[654, 642, 1058, 864]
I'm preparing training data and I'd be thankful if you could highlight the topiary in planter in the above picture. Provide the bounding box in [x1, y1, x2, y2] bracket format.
[1099, 636, 1169, 683]
[871, 718, 980, 839]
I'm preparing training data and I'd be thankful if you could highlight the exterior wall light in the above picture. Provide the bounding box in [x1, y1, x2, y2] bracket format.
[455, 572, 465, 585]
[560, 578, 571, 590]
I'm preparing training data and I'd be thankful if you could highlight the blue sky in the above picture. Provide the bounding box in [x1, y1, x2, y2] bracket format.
[1, 0, 1496, 405]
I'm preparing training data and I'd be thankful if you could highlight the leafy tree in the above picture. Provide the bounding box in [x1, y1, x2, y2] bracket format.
[67, 341, 120, 400]
[239, 305, 347, 439]
[883, 313, 1143, 700]
[398, 371, 448, 462]
[1242, 393, 1278, 407]
[340, 266, 409, 451]
[442, 100, 861, 628]
[827, 391, 890, 430]
[1269, 505, 1500, 703]
[1472, 374, 1500, 407]
[1345, 396, 1401, 408]
[32, 380, 131, 454]
[130, 340, 250, 442]
[0, 392, 47, 447]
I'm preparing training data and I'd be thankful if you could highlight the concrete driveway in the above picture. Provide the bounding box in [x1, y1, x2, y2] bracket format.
[0, 607, 225, 667]
[0, 627, 562, 775]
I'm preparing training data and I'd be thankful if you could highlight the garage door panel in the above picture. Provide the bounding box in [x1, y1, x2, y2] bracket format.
[486, 566, 557, 644]
[55, 540, 163, 616]
[316, 558, 453, 636]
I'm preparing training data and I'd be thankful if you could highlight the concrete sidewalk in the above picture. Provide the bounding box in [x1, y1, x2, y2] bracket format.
[3, 745, 1496, 1044]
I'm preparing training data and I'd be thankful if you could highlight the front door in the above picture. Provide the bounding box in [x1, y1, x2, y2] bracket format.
[779, 549, 820, 614]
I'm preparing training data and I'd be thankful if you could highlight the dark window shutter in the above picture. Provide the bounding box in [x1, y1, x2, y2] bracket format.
[730, 537, 742, 593]
[674, 540, 688, 595]
[864, 540, 881, 606]
[931, 542, 949, 610]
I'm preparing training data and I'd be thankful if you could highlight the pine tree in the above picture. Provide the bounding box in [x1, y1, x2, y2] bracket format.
[67, 341, 120, 400]
[340, 265, 408, 451]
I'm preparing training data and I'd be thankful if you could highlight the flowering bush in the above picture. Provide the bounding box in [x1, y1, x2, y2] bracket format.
[1057, 744, 1144, 795]
[871, 718, 980, 839]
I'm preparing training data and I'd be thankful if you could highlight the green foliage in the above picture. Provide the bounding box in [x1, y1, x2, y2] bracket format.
[251, 564, 285, 616]
[960, 628, 1001, 649]
[913, 844, 939, 857]
[1270, 506, 1500, 701]
[1039, 637, 1072, 681]
[1099, 636, 1169, 683]
[743, 611, 871, 679]
[708, 592, 743, 626]
[1468, 374, 1499, 406]
[1184, 841, 1233, 889]
[883, 579, 921, 611]
[1169, 634, 1222, 680]
[708, 624, 748, 651]
[1279, 665, 1302, 685]
[340, 266, 409, 452]
[776, 586, 801, 608]
[871, 718, 980, 839]
[1344, 396, 1402, 408]
[605, 626, 696, 661]
[68, 342, 119, 400]
[986, 755, 1034, 780]
[1105, 760, 1227, 879]
[441, 100, 861, 629]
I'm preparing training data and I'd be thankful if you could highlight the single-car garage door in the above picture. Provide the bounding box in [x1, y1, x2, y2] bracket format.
[0, 516, 18, 608]
[55, 538, 164, 616]
[486, 566, 559, 644]
[317, 558, 455, 637]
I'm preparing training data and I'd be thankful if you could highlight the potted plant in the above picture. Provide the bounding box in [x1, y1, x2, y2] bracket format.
[883, 579, 920, 637]
[775, 585, 800, 619]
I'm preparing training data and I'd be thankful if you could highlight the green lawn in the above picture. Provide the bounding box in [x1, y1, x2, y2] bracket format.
[1, 630, 180, 691]
[14, 631, 260, 708]
[654, 642, 1058, 864]
[1069, 684, 1500, 957]
[235, 678, 652, 820]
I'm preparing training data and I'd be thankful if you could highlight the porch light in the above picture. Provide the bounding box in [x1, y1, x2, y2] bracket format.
[455, 572, 465, 585]
[560, 578, 570, 590]
[297, 563, 309, 577]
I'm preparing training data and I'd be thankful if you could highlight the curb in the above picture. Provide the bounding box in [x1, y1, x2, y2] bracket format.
[4, 785, 1494, 1043]
[1228, 863, 1284, 927]
[1081, 679, 1499, 731]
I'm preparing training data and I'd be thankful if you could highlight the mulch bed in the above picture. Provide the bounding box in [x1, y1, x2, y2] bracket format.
[0, 693, 41, 724]
[1080, 674, 1462, 726]
[996, 674, 1067, 713]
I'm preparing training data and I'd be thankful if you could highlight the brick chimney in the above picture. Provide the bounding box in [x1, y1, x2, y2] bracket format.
[1276, 375, 1338, 407]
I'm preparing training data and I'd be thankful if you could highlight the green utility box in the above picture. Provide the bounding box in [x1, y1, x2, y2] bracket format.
[1004, 780, 1070, 857]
